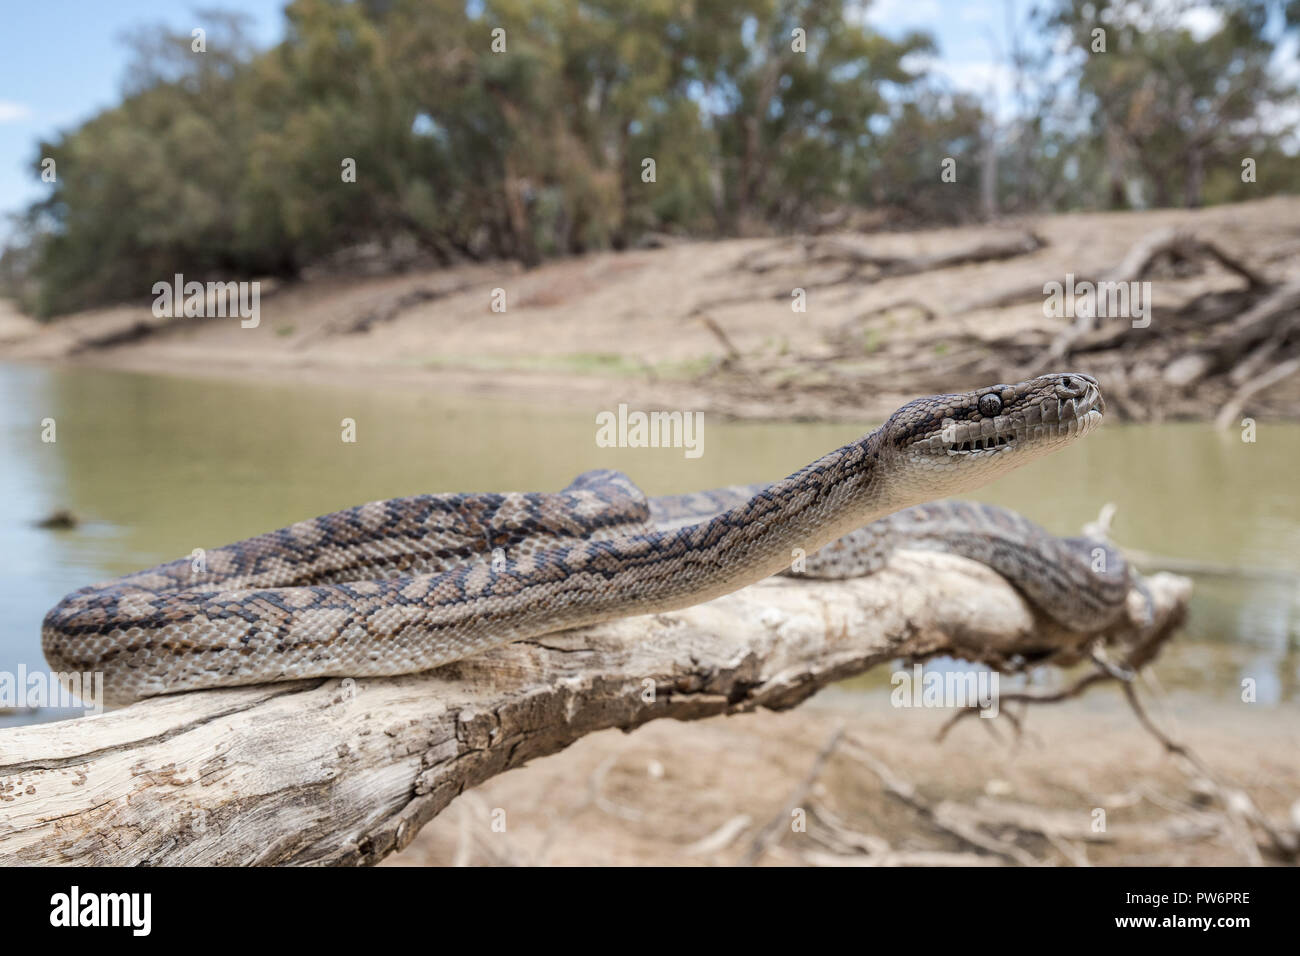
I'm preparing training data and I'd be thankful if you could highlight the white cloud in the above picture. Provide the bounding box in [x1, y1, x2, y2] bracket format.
[1274, 33, 1300, 86]
[931, 59, 1014, 94]
[898, 53, 1020, 121]
[0, 101, 32, 123]
[857, 0, 943, 30]
[1110, 0, 1224, 39]
[906, 53, 1014, 93]
[1179, 5, 1223, 41]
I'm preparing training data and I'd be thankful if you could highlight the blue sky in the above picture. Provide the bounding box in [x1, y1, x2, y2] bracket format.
[0, 1, 287, 238]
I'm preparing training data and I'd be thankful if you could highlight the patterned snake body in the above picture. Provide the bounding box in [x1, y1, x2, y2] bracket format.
[652, 493, 1132, 631]
[44, 373, 1111, 705]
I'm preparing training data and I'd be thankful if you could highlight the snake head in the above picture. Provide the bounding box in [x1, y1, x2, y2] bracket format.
[881, 372, 1105, 499]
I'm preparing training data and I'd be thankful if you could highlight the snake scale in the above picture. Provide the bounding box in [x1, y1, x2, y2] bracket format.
[44, 372, 1122, 705]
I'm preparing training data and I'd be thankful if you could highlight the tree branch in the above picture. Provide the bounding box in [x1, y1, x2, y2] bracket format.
[0, 553, 1190, 866]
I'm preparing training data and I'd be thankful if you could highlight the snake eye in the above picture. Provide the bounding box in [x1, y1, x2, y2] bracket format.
[978, 393, 1002, 417]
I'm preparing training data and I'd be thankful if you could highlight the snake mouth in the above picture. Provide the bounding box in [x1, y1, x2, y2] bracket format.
[1068, 379, 1106, 432]
[947, 434, 1016, 455]
[943, 376, 1104, 457]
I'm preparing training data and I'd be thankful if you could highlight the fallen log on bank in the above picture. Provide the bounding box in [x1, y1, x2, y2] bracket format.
[0, 552, 1190, 866]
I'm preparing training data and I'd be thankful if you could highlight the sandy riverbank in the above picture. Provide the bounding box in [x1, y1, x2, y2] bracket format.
[4, 196, 1299, 422]
[383, 691, 1300, 867]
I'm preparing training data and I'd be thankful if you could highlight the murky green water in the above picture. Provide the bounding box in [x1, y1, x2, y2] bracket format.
[2, 361, 1296, 723]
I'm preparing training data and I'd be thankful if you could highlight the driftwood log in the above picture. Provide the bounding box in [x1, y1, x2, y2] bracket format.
[0, 552, 1189, 866]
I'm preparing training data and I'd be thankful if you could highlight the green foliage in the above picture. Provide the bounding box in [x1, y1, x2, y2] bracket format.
[1041, 0, 1298, 209]
[5, 0, 1298, 317]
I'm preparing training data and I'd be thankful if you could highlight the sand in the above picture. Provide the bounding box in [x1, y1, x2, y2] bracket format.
[5, 196, 1299, 422]
[382, 690, 1300, 867]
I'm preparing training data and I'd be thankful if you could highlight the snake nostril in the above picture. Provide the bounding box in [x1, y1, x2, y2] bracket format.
[1056, 373, 1091, 399]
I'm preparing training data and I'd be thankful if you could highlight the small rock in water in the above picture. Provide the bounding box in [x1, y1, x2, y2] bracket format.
[36, 509, 78, 530]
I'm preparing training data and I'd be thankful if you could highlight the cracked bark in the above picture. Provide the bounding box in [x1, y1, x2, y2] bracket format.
[0, 552, 1189, 866]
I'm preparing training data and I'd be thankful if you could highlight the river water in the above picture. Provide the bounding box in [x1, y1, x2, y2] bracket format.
[2, 361, 1296, 723]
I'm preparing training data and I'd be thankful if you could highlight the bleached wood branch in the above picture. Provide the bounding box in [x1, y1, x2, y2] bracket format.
[0, 553, 1190, 866]
[962, 227, 1268, 314]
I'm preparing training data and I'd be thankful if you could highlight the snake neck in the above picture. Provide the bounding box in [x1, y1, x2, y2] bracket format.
[602, 430, 895, 616]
